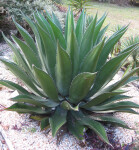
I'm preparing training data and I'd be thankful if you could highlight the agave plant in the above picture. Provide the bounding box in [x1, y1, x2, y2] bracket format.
[0, 10, 139, 146]
[122, 35, 139, 76]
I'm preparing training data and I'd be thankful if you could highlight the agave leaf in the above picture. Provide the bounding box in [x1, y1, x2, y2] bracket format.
[96, 26, 128, 70]
[73, 111, 111, 146]
[67, 29, 79, 77]
[106, 67, 139, 92]
[33, 66, 59, 102]
[11, 95, 59, 107]
[3, 33, 38, 84]
[99, 95, 131, 105]
[92, 116, 130, 129]
[12, 35, 41, 69]
[6, 103, 50, 114]
[37, 12, 56, 42]
[34, 13, 49, 34]
[92, 108, 139, 114]
[23, 14, 47, 71]
[69, 72, 96, 104]
[93, 13, 107, 46]
[96, 24, 109, 45]
[41, 117, 50, 130]
[84, 119, 111, 145]
[90, 101, 139, 111]
[55, 43, 72, 96]
[46, 14, 66, 49]
[52, 12, 63, 32]
[80, 14, 97, 61]
[36, 23, 56, 79]
[49, 106, 67, 137]
[13, 18, 38, 54]
[2, 33, 30, 72]
[89, 49, 134, 96]
[119, 43, 139, 54]
[83, 90, 125, 108]
[0, 80, 29, 95]
[61, 101, 79, 111]
[0, 58, 44, 96]
[75, 9, 85, 46]
[67, 112, 84, 140]
[80, 39, 105, 73]
[65, 9, 74, 44]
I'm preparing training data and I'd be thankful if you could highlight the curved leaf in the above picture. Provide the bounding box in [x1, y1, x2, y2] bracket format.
[0, 58, 44, 96]
[67, 29, 79, 77]
[67, 112, 84, 140]
[61, 101, 79, 111]
[69, 72, 96, 104]
[80, 39, 105, 73]
[11, 95, 59, 107]
[13, 18, 38, 54]
[36, 24, 56, 79]
[49, 106, 67, 137]
[0, 80, 29, 95]
[75, 10, 86, 46]
[80, 14, 97, 61]
[6, 103, 50, 114]
[92, 116, 130, 129]
[89, 49, 134, 96]
[52, 12, 63, 32]
[55, 43, 72, 96]
[33, 66, 59, 102]
[12, 35, 41, 69]
[83, 90, 125, 108]
[90, 101, 139, 111]
[73, 111, 111, 146]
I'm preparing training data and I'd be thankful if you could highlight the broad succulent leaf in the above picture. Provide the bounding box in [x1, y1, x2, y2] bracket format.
[80, 39, 105, 73]
[6, 103, 51, 114]
[49, 107, 67, 137]
[79, 14, 97, 61]
[73, 111, 111, 146]
[67, 29, 79, 77]
[92, 116, 130, 129]
[12, 35, 41, 69]
[55, 43, 72, 96]
[75, 9, 86, 45]
[67, 112, 84, 140]
[33, 66, 59, 102]
[52, 12, 63, 32]
[0, 80, 29, 95]
[11, 94, 59, 107]
[90, 101, 139, 111]
[0, 58, 43, 96]
[83, 90, 125, 108]
[36, 24, 56, 78]
[13, 18, 38, 54]
[69, 72, 96, 104]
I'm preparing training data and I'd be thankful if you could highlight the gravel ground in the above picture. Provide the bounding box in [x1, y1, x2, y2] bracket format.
[0, 43, 139, 150]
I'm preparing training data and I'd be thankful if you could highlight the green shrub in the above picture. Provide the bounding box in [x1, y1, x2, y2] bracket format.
[0, 10, 139, 146]
[68, 0, 91, 16]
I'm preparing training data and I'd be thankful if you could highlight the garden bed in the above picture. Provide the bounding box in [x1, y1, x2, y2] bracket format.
[0, 43, 139, 150]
